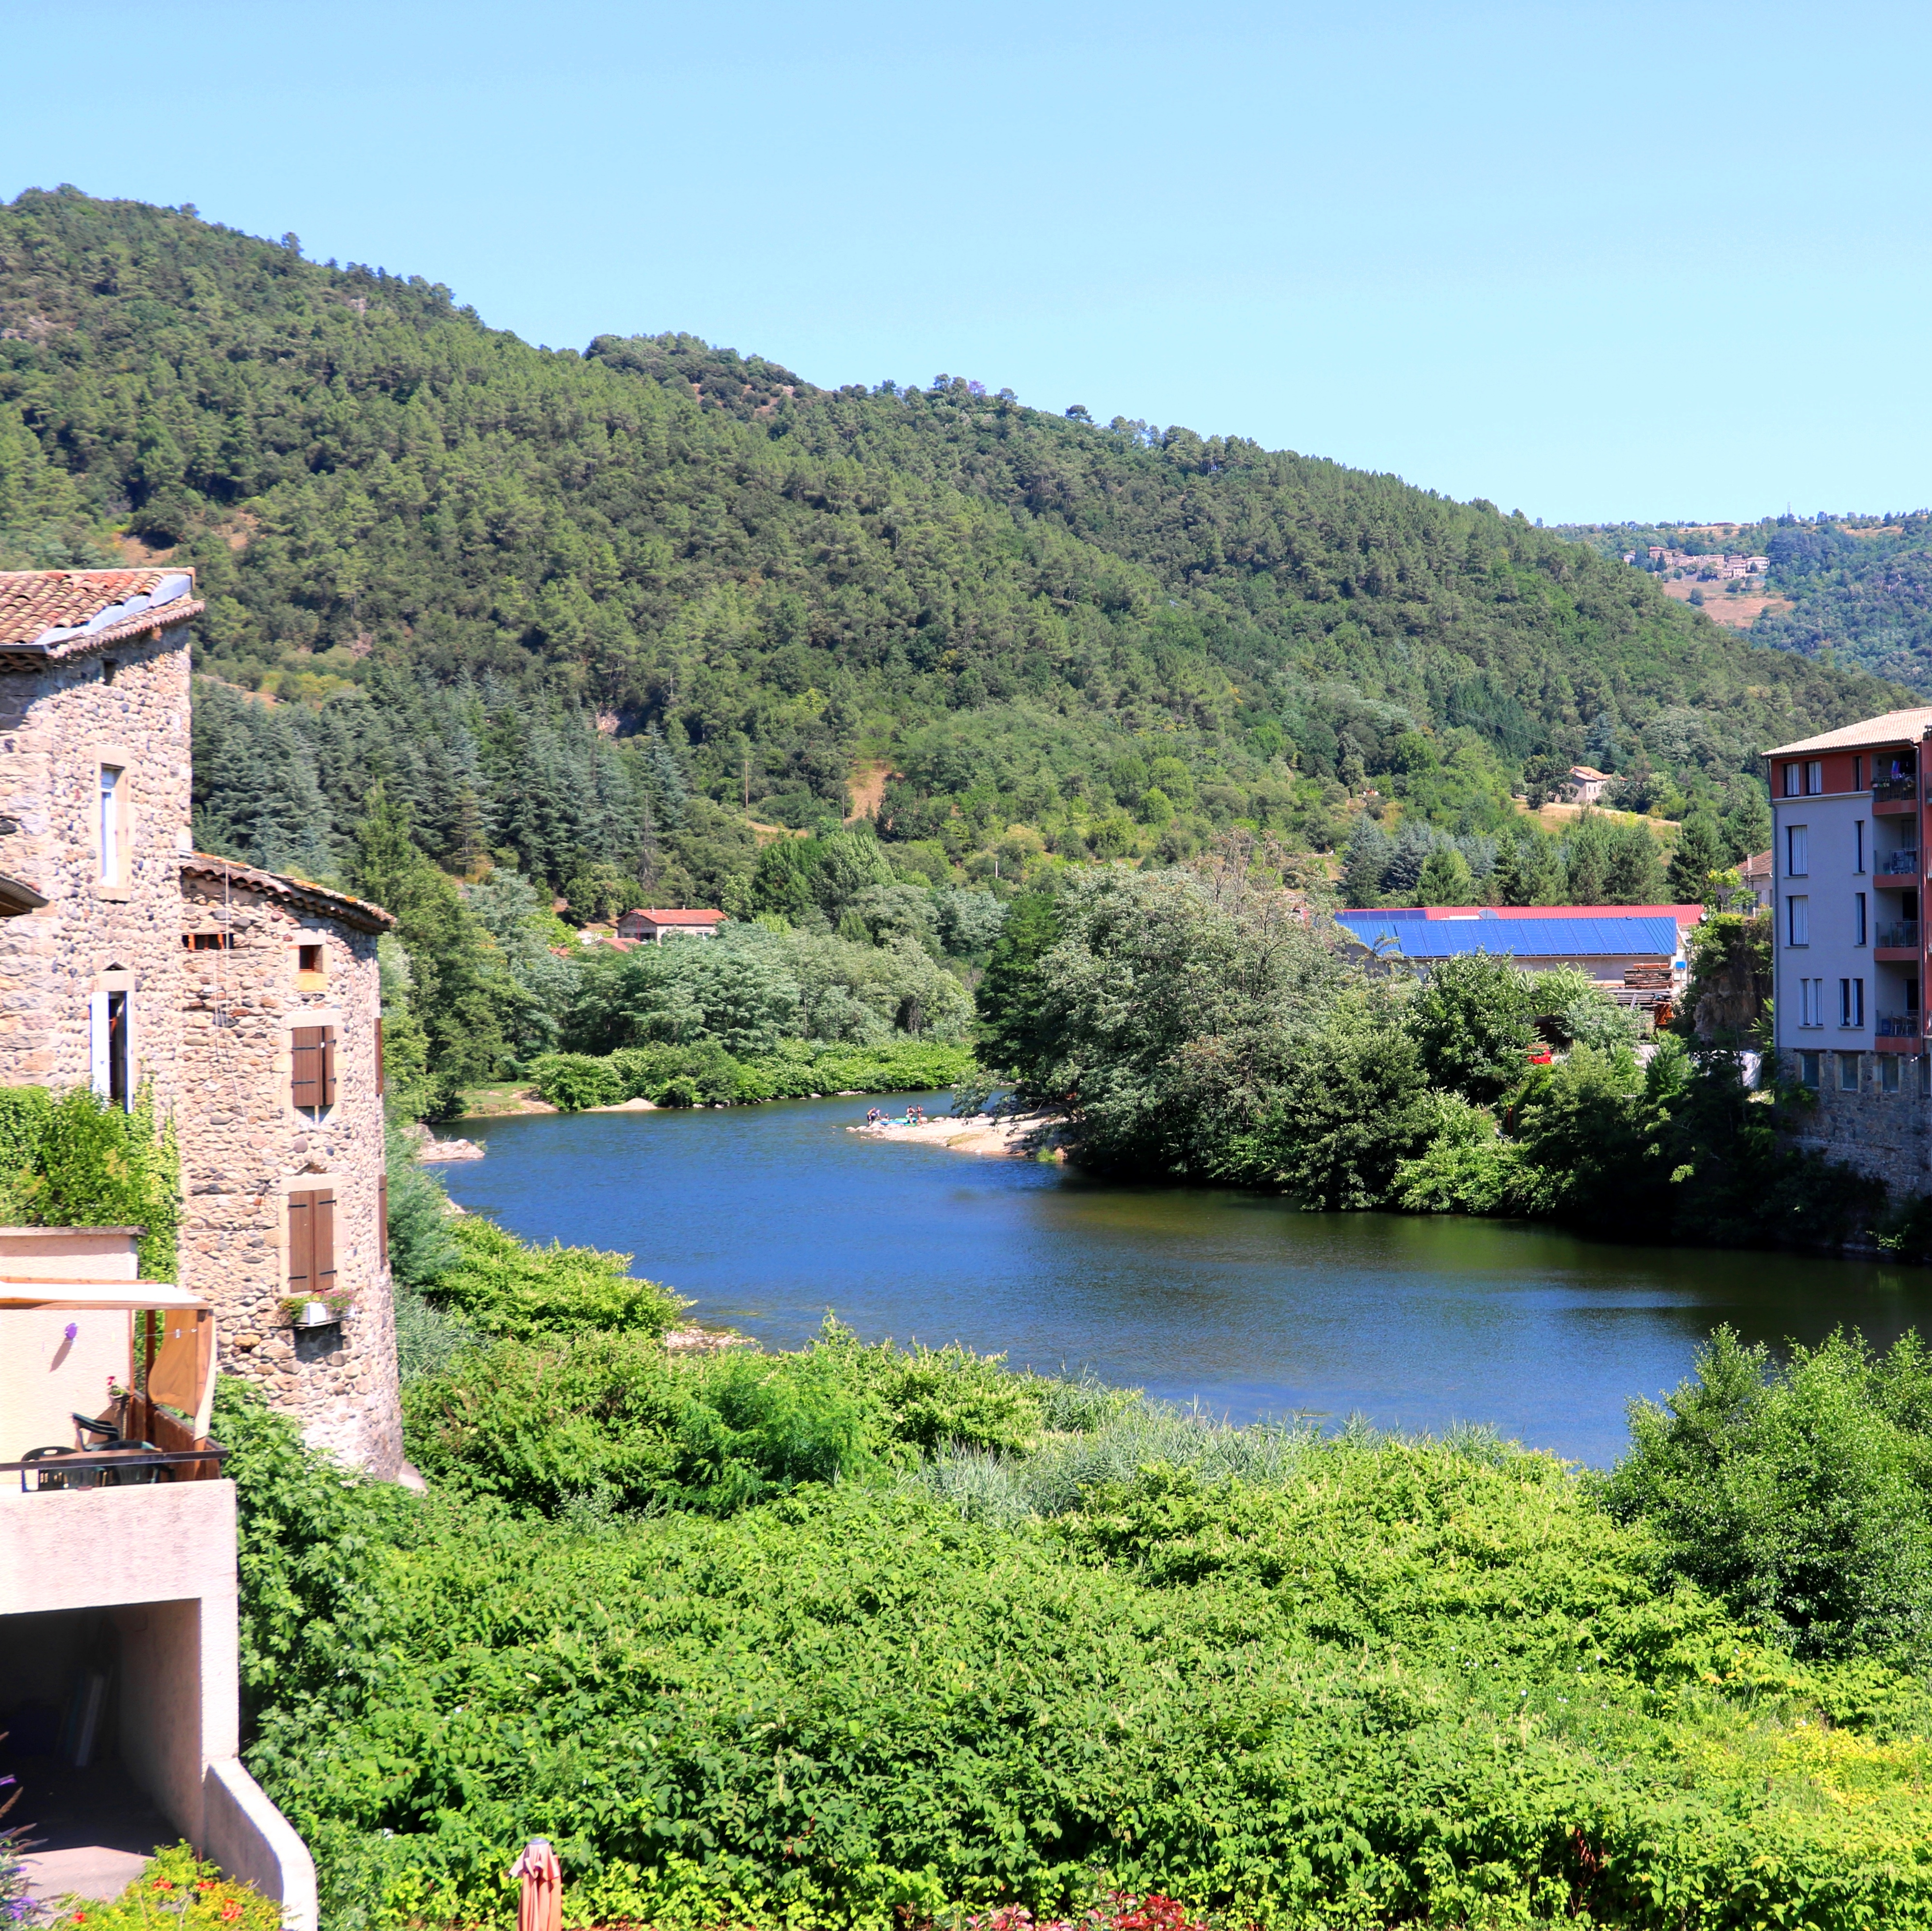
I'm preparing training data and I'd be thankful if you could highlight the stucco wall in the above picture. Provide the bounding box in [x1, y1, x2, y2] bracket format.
[0, 626, 191, 1103]
[176, 876, 400, 1475]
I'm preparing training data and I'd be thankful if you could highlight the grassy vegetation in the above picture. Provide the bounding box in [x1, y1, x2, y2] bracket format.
[218, 1256, 1932, 1930]
[528, 1039, 977, 1111]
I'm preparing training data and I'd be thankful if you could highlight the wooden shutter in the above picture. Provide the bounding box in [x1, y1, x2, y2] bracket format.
[377, 1172, 389, 1268]
[375, 1017, 385, 1098]
[292, 1027, 323, 1108]
[288, 1188, 337, 1295]
[292, 1025, 337, 1109]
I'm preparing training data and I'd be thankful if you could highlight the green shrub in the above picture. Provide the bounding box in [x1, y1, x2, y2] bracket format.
[528, 1052, 624, 1110]
[425, 1214, 685, 1341]
[609, 1042, 742, 1103]
[0, 1083, 179, 1279]
[656, 1075, 701, 1108]
[1598, 1326, 1932, 1660]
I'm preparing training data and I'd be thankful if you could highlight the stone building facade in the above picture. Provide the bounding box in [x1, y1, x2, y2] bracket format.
[179, 858, 400, 1475]
[0, 570, 403, 1475]
[0, 570, 199, 1108]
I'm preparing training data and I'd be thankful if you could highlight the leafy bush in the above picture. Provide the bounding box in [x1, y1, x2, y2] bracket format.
[531, 1040, 974, 1109]
[403, 1322, 1045, 1518]
[41, 1843, 283, 1931]
[1599, 1326, 1932, 1660]
[0, 1083, 180, 1278]
[424, 1215, 685, 1341]
[528, 1051, 625, 1111]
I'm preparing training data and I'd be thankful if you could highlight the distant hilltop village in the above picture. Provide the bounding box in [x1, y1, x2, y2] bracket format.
[1627, 546, 1771, 580]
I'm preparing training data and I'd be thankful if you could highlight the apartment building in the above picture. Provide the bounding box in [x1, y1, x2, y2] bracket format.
[1766, 708, 1932, 1190]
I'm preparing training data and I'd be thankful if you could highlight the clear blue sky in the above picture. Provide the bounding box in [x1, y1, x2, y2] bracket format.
[6, 0, 1928, 524]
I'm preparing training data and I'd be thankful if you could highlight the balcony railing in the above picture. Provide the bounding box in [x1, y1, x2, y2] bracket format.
[1875, 775, 1920, 803]
[1878, 921, 1922, 949]
[4, 1441, 228, 1493]
[1876, 1013, 1928, 1039]
[1877, 849, 1921, 876]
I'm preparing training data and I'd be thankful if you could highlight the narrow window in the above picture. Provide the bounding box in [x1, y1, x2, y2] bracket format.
[1839, 1051, 1861, 1091]
[1841, 979, 1853, 1027]
[1785, 763, 1802, 798]
[287, 1188, 337, 1300]
[1856, 820, 1866, 873]
[1854, 756, 1864, 791]
[89, 989, 130, 1109]
[1787, 896, 1808, 946]
[1800, 1049, 1821, 1088]
[1786, 825, 1808, 876]
[1883, 1053, 1902, 1093]
[1856, 893, 1868, 945]
[98, 765, 123, 883]
[1807, 760, 1825, 796]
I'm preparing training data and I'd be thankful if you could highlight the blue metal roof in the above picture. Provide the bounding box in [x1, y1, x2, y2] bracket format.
[1334, 913, 1681, 960]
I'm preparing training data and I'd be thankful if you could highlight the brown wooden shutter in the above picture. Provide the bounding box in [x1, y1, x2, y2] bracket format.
[375, 1017, 385, 1098]
[314, 1188, 336, 1289]
[321, 1026, 338, 1106]
[287, 1187, 338, 1295]
[291, 1027, 324, 1108]
[288, 1190, 315, 1293]
[377, 1172, 389, 1268]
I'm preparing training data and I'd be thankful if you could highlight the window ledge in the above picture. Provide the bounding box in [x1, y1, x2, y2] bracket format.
[92, 883, 131, 902]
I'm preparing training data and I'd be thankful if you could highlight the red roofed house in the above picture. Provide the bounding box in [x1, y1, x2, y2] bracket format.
[617, 908, 726, 943]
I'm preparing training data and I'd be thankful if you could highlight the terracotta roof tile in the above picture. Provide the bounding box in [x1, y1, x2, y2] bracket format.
[181, 854, 396, 935]
[0, 567, 203, 659]
[1765, 707, 1932, 757]
[624, 908, 725, 924]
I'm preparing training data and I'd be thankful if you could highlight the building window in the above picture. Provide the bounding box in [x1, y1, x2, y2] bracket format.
[1856, 893, 1868, 945]
[1786, 825, 1808, 876]
[88, 988, 129, 1110]
[1787, 896, 1809, 946]
[1840, 978, 1865, 1028]
[182, 932, 233, 952]
[97, 765, 124, 884]
[296, 941, 326, 988]
[291, 1025, 338, 1112]
[1808, 760, 1825, 796]
[1854, 756, 1864, 791]
[1800, 977, 1824, 1027]
[1856, 820, 1866, 873]
[1882, 1053, 1902, 1093]
[1799, 1050, 1821, 1088]
[287, 1188, 337, 1301]
[1785, 763, 1803, 798]
[1838, 1051, 1861, 1091]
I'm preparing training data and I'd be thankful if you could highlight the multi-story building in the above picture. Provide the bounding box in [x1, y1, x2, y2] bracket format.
[1766, 708, 1932, 1191]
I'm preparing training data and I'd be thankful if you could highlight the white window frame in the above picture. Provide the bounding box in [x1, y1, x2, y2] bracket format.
[1787, 895, 1808, 946]
[98, 764, 124, 884]
[1786, 825, 1808, 876]
[1839, 978, 1865, 1029]
[1807, 760, 1825, 796]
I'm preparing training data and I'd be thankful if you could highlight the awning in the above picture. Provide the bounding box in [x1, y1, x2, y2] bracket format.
[0, 1279, 211, 1311]
[0, 870, 47, 916]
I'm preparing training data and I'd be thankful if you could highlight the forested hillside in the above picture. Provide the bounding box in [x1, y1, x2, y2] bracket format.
[1565, 513, 1932, 700]
[0, 186, 1901, 901]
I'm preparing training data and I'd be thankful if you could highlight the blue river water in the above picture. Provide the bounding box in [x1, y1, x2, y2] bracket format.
[440, 1093, 1932, 1466]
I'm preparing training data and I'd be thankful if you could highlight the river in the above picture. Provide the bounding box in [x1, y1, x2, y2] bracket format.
[441, 1093, 1932, 1465]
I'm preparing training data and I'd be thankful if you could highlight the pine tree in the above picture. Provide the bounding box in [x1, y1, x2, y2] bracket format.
[1417, 847, 1477, 906]
[1340, 818, 1392, 908]
[1667, 813, 1728, 905]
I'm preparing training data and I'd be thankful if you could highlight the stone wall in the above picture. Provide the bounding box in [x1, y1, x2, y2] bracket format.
[176, 871, 400, 1476]
[0, 626, 192, 1105]
[1784, 1051, 1932, 1199]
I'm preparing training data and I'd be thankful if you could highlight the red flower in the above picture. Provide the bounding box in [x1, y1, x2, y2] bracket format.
[220, 1903, 244, 1921]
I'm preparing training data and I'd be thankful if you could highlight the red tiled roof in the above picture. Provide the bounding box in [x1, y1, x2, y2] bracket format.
[624, 908, 725, 924]
[0, 568, 204, 660]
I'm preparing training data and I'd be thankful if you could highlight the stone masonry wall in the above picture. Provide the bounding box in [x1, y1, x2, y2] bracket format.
[1785, 1052, 1932, 1200]
[0, 627, 191, 1105]
[177, 874, 401, 1476]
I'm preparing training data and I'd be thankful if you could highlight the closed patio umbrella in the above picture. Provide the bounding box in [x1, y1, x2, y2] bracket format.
[511, 1839, 561, 1931]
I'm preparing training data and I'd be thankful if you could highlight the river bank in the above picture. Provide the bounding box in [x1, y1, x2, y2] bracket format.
[848, 1106, 1068, 1158]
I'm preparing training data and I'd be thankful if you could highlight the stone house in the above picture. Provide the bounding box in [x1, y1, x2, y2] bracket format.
[615, 906, 725, 942]
[178, 856, 399, 1474]
[0, 569, 401, 1475]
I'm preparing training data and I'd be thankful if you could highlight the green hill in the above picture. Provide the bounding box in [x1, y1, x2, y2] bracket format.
[0, 186, 1901, 895]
